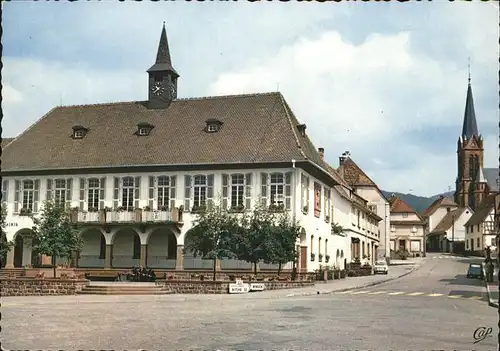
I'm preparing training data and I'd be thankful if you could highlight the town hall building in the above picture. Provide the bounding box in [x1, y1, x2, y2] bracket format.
[1, 24, 382, 274]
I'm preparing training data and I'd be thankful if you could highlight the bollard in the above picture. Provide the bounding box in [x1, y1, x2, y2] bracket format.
[323, 269, 328, 283]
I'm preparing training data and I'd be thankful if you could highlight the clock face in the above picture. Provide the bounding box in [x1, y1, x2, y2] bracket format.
[151, 82, 165, 97]
[169, 84, 176, 98]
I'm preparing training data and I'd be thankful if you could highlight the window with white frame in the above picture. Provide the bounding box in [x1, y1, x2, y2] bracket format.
[301, 174, 309, 212]
[54, 179, 67, 207]
[157, 176, 171, 209]
[122, 177, 135, 210]
[2, 180, 9, 202]
[193, 175, 207, 208]
[324, 188, 331, 222]
[22, 180, 35, 210]
[231, 174, 245, 208]
[87, 178, 100, 210]
[270, 173, 285, 206]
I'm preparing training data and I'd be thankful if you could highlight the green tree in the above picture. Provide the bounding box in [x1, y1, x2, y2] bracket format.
[264, 211, 301, 275]
[30, 200, 83, 278]
[184, 202, 241, 280]
[237, 204, 276, 275]
[0, 202, 14, 268]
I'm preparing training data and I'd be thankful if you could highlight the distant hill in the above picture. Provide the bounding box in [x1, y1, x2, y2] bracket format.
[381, 190, 455, 214]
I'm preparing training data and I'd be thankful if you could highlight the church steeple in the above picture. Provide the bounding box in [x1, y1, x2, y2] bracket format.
[461, 67, 479, 139]
[147, 22, 179, 109]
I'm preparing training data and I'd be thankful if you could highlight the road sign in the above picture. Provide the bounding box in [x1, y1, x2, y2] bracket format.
[249, 283, 265, 291]
[229, 278, 249, 294]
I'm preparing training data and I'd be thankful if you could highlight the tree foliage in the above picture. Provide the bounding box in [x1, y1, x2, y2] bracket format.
[184, 202, 241, 279]
[264, 212, 301, 274]
[0, 202, 14, 263]
[237, 204, 276, 274]
[187, 201, 302, 278]
[30, 200, 83, 275]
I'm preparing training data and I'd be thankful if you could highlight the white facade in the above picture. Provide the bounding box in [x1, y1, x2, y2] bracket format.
[2, 165, 377, 272]
[427, 205, 459, 233]
[350, 187, 390, 259]
[389, 212, 425, 254]
[465, 207, 496, 253]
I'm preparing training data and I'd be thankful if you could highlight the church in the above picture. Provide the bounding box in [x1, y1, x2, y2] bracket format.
[454, 76, 499, 211]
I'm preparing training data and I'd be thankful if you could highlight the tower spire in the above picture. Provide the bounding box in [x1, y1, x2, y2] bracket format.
[147, 22, 179, 77]
[468, 57, 471, 84]
[461, 66, 479, 139]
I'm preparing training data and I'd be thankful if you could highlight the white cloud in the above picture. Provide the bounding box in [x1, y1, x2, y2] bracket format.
[2, 84, 23, 104]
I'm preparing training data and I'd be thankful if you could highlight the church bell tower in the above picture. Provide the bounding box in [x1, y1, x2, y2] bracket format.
[454, 71, 484, 210]
[147, 22, 179, 110]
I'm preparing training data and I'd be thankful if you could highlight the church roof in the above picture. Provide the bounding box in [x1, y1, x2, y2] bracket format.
[483, 168, 499, 192]
[1, 92, 338, 175]
[461, 81, 479, 139]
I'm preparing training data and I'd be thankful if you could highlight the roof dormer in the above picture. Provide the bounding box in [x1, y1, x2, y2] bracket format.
[72, 125, 89, 139]
[297, 123, 307, 137]
[205, 118, 223, 133]
[136, 122, 155, 136]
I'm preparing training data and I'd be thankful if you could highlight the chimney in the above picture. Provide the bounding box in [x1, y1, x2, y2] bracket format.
[339, 156, 346, 167]
[318, 147, 324, 160]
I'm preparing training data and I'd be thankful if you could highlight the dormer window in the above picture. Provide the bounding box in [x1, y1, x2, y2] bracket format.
[72, 125, 89, 139]
[297, 124, 307, 137]
[136, 122, 154, 136]
[205, 119, 223, 133]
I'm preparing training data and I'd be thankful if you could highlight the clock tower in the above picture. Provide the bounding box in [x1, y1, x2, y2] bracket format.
[147, 22, 179, 110]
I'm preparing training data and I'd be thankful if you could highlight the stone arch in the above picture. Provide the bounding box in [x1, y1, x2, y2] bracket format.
[147, 227, 177, 269]
[12, 228, 35, 268]
[183, 229, 216, 270]
[340, 250, 345, 270]
[112, 227, 141, 268]
[79, 228, 106, 268]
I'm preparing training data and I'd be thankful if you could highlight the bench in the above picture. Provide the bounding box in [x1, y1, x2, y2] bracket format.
[84, 271, 120, 282]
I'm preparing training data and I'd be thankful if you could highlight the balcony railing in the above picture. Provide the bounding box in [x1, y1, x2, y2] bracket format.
[70, 208, 181, 224]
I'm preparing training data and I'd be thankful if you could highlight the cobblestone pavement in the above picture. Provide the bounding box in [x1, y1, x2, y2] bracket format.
[2, 255, 497, 350]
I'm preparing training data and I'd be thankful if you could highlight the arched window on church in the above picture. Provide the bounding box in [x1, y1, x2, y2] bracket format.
[475, 155, 480, 179]
[469, 155, 475, 180]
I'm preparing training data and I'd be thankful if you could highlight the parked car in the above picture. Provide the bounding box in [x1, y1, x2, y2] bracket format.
[374, 260, 389, 275]
[466, 263, 483, 279]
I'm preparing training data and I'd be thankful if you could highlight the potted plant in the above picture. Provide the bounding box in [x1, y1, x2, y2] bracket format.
[159, 205, 168, 211]
[230, 204, 245, 213]
[325, 215, 330, 222]
[302, 205, 309, 214]
[269, 203, 285, 212]
[325, 254, 330, 263]
[318, 253, 323, 262]
[19, 207, 32, 216]
[143, 206, 152, 212]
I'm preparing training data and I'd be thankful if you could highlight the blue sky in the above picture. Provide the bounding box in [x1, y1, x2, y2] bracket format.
[3, 1, 498, 197]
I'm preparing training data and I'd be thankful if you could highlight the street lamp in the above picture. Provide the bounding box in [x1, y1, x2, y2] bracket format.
[451, 213, 455, 254]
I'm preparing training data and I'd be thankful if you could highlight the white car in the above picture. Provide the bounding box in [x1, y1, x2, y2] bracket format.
[374, 260, 389, 275]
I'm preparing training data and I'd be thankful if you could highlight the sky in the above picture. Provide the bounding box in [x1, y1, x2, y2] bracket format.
[2, 1, 499, 197]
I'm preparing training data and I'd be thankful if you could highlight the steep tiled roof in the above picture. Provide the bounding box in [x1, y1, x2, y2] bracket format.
[483, 168, 499, 192]
[2, 92, 333, 172]
[389, 196, 417, 213]
[1, 138, 14, 148]
[461, 81, 479, 139]
[421, 196, 458, 218]
[339, 157, 377, 187]
[429, 207, 469, 234]
[465, 194, 496, 226]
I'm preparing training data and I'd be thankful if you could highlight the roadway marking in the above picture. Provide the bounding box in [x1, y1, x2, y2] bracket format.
[388, 291, 405, 295]
[447, 295, 462, 299]
[467, 296, 483, 300]
[368, 291, 387, 295]
[427, 293, 444, 297]
[351, 291, 370, 295]
[407, 292, 425, 296]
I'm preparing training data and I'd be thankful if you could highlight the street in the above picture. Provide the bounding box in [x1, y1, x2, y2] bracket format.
[1, 254, 498, 350]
